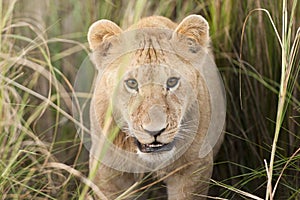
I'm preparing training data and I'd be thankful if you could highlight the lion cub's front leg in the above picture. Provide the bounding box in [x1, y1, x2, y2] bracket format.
[92, 164, 136, 199]
[164, 157, 213, 200]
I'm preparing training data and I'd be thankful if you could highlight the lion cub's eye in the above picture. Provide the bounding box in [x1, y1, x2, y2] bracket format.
[166, 77, 180, 89]
[125, 79, 139, 91]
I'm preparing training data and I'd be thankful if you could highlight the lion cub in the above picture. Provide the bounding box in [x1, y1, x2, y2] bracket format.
[87, 15, 224, 200]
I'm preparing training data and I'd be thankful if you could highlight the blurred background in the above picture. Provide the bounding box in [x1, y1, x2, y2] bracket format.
[1, 0, 299, 199]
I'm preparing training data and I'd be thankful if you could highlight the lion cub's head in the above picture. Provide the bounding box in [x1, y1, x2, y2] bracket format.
[88, 15, 211, 161]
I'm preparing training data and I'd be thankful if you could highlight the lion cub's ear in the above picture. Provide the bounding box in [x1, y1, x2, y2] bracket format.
[173, 15, 210, 49]
[87, 20, 122, 51]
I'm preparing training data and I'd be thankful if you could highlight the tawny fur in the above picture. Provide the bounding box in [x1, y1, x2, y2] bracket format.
[88, 15, 224, 200]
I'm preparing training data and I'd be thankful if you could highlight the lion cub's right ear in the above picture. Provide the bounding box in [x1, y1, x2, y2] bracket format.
[87, 20, 122, 51]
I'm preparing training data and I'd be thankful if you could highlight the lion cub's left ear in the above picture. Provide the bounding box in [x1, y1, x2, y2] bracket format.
[87, 19, 122, 51]
[173, 14, 210, 48]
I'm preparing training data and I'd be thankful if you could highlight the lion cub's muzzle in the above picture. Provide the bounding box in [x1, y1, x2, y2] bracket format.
[137, 126, 175, 153]
[135, 105, 175, 153]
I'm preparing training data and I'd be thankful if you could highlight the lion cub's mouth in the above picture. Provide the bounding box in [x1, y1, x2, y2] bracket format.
[136, 140, 174, 153]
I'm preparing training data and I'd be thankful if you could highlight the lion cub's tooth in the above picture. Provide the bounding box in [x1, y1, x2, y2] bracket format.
[149, 144, 163, 148]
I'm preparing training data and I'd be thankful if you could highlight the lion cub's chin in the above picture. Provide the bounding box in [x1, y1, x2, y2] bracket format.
[137, 147, 176, 162]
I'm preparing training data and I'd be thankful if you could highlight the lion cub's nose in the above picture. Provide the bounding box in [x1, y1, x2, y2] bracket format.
[144, 128, 166, 137]
[142, 105, 167, 136]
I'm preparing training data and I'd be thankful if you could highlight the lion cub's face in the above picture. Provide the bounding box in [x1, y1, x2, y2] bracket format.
[113, 64, 193, 154]
[88, 15, 210, 159]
